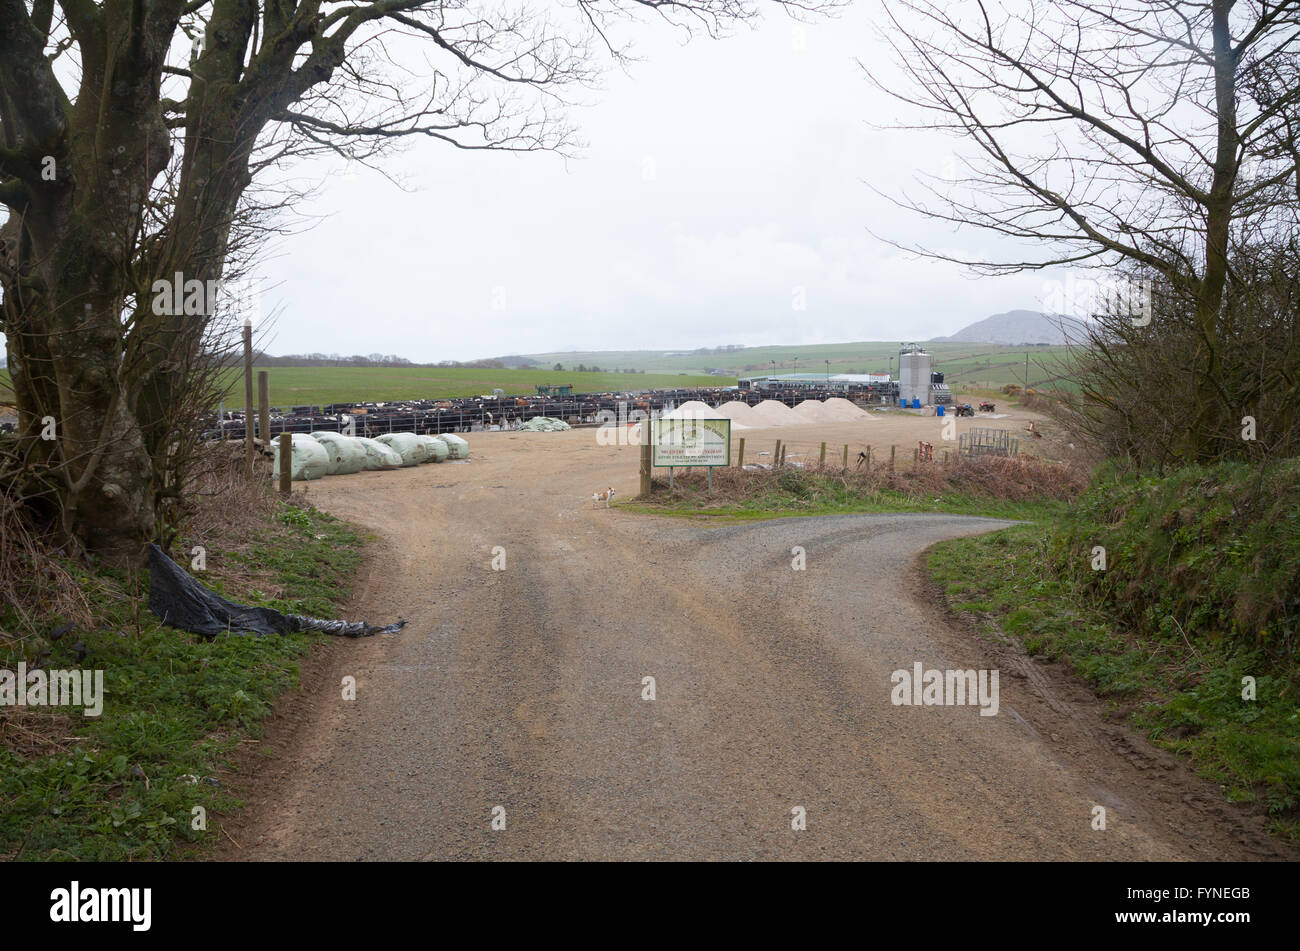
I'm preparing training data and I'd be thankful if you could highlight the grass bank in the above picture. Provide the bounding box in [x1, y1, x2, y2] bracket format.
[0, 466, 366, 860]
[929, 459, 1300, 837]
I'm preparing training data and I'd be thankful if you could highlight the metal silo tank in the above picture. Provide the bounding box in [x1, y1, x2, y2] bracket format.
[898, 345, 932, 406]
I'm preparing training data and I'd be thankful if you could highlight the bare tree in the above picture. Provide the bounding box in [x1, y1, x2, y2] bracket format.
[868, 0, 1300, 461]
[0, 0, 831, 563]
[1061, 233, 1300, 468]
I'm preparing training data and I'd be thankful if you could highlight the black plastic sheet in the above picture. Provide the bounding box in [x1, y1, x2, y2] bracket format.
[147, 544, 406, 638]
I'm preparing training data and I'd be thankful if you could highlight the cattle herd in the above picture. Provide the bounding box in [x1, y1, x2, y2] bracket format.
[205, 383, 899, 442]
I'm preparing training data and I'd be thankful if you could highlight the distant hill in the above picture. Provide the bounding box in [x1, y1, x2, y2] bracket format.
[931, 310, 1087, 346]
[498, 354, 541, 368]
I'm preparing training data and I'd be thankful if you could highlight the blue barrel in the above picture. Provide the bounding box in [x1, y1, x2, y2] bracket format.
[936, 404, 945, 416]
[912, 398, 921, 409]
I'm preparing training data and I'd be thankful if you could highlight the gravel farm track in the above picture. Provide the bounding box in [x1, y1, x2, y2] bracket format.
[214, 411, 1295, 861]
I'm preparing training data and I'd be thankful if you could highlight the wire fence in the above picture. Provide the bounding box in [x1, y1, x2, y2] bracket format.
[727, 435, 971, 472]
[206, 404, 612, 441]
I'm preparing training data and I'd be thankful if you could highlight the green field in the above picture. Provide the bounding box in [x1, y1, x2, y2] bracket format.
[518, 341, 1077, 390]
[210, 366, 729, 410]
[0, 342, 1079, 411]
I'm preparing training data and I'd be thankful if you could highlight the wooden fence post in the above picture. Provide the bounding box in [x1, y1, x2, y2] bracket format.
[820, 442, 826, 468]
[242, 319, 254, 473]
[890, 444, 896, 470]
[842, 444, 848, 469]
[775, 440, 782, 467]
[257, 370, 270, 450]
[737, 437, 745, 468]
[278, 433, 291, 495]
[639, 420, 652, 498]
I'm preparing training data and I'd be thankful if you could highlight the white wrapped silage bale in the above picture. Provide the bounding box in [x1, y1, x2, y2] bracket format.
[375, 432, 427, 466]
[355, 437, 403, 470]
[417, 435, 449, 462]
[271, 434, 329, 482]
[435, 433, 470, 459]
[310, 431, 367, 475]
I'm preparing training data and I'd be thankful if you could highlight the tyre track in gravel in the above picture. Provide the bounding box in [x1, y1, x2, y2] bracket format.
[220, 427, 1287, 861]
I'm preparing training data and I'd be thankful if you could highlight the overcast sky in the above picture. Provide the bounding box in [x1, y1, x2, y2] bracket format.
[232, 3, 1067, 361]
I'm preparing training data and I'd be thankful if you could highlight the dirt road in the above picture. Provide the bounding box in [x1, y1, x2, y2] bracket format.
[222, 422, 1285, 860]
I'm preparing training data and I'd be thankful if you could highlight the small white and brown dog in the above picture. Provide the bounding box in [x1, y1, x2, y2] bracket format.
[591, 486, 615, 508]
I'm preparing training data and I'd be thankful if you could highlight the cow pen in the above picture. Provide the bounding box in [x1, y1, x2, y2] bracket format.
[203, 381, 899, 442]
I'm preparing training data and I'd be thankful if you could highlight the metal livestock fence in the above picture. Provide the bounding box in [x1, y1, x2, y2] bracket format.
[203, 384, 894, 442]
[957, 428, 1020, 458]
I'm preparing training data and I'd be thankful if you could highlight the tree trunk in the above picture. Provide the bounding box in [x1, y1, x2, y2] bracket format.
[4, 218, 158, 562]
[0, 8, 175, 564]
[1188, 0, 1240, 462]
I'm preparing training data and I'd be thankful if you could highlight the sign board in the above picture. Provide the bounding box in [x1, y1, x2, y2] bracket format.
[651, 417, 731, 467]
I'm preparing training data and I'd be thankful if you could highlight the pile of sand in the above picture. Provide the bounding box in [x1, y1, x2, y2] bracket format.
[661, 397, 870, 430]
[823, 397, 871, 421]
[714, 401, 762, 429]
[660, 400, 750, 429]
[750, 399, 804, 427]
[661, 400, 717, 420]
[793, 400, 839, 423]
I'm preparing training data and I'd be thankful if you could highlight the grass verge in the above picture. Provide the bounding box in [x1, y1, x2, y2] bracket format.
[625, 455, 1083, 523]
[0, 498, 364, 861]
[928, 461, 1300, 839]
